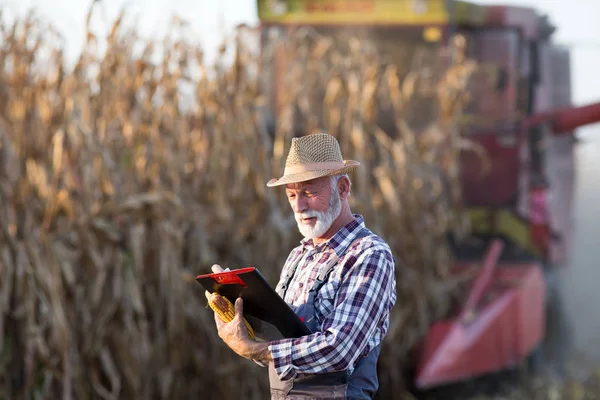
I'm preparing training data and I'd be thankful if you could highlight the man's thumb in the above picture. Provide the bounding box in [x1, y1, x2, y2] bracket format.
[235, 297, 244, 317]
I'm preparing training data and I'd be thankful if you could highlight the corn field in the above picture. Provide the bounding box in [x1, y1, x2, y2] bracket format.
[0, 5, 595, 400]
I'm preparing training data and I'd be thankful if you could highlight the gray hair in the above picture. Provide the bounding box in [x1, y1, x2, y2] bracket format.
[331, 174, 351, 196]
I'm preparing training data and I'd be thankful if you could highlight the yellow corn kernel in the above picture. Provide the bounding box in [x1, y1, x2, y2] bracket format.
[208, 293, 255, 340]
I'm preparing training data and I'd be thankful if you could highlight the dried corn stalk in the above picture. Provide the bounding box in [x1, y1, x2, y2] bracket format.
[0, 5, 574, 400]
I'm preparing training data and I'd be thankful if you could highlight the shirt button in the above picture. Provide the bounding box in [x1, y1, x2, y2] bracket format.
[299, 282, 304, 288]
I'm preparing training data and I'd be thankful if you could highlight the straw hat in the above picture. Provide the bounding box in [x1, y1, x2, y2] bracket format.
[266, 133, 360, 187]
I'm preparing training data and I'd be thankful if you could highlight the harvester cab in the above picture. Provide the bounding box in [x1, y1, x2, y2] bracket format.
[452, 3, 600, 267]
[453, 3, 579, 267]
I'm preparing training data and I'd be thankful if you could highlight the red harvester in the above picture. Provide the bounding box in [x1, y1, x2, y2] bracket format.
[255, 0, 600, 390]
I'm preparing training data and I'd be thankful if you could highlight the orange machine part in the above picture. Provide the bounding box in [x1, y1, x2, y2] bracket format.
[415, 261, 546, 388]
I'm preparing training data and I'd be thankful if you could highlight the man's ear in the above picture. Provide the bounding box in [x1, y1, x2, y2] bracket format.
[338, 176, 351, 199]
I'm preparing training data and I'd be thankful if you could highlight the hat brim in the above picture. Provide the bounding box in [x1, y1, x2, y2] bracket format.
[266, 160, 360, 187]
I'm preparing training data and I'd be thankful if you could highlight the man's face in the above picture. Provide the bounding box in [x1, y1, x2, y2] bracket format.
[285, 176, 342, 239]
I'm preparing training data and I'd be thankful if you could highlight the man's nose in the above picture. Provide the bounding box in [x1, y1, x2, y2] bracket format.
[291, 197, 308, 214]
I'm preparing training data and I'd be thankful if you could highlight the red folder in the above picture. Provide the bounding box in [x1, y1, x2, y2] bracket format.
[196, 267, 311, 341]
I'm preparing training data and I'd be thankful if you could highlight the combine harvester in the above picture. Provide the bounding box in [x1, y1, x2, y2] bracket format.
[255, 0, 600, 391]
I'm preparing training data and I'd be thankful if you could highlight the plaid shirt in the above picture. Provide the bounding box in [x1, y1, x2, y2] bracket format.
[268, 214, 396, 380]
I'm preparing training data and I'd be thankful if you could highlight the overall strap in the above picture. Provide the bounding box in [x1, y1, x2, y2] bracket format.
[277, 251, 306, 299]
[310, 228, 371, 294]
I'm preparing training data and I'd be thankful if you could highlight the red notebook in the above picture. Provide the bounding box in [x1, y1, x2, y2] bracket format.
[196, 267, 311, 341]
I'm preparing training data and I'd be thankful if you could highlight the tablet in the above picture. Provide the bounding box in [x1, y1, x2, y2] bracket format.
[196, 267, 312, 341]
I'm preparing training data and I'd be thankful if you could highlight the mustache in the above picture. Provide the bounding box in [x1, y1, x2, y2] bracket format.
[295, 211, 321, 219]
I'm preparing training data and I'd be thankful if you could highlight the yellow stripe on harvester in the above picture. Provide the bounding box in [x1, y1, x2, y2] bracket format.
[256, 0, 449, 25]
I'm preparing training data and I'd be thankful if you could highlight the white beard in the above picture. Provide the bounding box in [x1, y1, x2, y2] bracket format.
[295, 182, 342, 240]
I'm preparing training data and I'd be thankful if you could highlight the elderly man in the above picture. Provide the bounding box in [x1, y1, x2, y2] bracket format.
[210, 133, 396, 399]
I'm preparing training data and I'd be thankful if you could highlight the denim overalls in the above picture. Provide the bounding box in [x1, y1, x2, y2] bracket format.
[269, 228, 381, 399]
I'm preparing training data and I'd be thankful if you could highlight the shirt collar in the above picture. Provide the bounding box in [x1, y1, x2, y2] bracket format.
[299, 214, 366, 256]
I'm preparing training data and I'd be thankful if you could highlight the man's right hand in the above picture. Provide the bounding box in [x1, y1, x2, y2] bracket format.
[204, 264, 268, 367]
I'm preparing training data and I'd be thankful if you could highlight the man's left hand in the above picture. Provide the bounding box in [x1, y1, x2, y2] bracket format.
[215, 297, 251, 358]
[214, 297, 273, 364]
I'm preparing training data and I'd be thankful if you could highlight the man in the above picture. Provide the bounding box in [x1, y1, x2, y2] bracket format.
[209, 133, 396, 399]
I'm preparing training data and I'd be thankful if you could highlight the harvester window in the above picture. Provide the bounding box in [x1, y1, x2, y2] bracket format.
[461, 29, 521, 134]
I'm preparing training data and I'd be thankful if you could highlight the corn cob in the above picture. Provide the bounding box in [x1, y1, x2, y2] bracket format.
[208, 293, 256, 340]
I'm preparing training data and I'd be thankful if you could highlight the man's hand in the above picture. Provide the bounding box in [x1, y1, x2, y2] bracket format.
[206, 264, 272, 364]
[215, 297, 250, 356]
